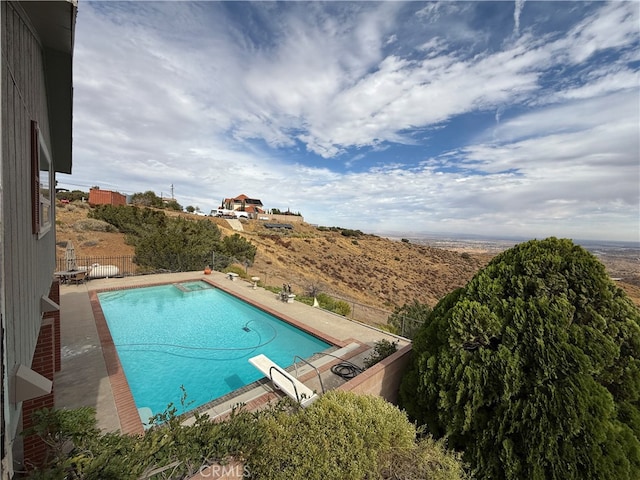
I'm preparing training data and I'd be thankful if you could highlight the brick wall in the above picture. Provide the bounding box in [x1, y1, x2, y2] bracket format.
[337, 343, 413, 404]
[21, 281, 60, 469]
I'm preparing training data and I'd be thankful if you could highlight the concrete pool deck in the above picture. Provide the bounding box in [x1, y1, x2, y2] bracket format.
[54, 270, 408, 434]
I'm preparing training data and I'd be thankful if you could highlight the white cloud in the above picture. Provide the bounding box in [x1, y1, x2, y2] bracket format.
[513, 0, 526, 36]
[66, 1, 639, 242]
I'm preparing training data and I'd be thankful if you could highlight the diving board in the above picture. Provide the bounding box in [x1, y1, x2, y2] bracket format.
[249, 354, 318, 407]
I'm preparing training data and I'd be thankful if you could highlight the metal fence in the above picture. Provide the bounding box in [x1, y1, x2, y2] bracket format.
[330, 294, 426, 339]
[55, 252, 241, 278]
[56, 255, 139, 277]
[55, 254, 426, 338]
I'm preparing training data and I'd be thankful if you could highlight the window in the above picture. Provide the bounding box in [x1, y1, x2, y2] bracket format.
[31, 121, 53, 237]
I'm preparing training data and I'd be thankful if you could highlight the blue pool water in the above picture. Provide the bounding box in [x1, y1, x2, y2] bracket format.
[98, 282, 330, 416]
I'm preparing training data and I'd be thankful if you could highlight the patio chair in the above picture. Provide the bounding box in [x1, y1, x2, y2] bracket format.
[68, 271, 87, 285]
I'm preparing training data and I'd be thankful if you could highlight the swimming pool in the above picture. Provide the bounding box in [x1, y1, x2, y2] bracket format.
[97, 282, 331, 417]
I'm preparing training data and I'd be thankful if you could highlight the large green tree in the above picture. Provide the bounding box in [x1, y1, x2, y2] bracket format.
[222, 233, 257, 264]
[130, 190, 164, 208]
[400, 237, 640, 479]
[134, 217, 222, 272]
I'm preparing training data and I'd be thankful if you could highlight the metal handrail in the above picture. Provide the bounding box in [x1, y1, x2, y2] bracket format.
[268, 365, 301, 403]
[293, 355, 325, 394]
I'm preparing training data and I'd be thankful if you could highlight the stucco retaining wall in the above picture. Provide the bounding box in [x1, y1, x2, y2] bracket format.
[337, 343, 412, 404]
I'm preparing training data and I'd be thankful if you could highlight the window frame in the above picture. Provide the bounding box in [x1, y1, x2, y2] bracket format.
[31, 121, 53, 238]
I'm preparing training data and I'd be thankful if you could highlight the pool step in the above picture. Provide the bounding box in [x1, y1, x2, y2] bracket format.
[173, 283, 190, 292]
[173, 282, 212, 293]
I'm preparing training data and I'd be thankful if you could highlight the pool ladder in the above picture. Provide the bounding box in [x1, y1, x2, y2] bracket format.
[293, 355, 325, 394]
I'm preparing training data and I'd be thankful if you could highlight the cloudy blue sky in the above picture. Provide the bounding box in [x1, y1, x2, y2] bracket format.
[59, 1, 640, 242]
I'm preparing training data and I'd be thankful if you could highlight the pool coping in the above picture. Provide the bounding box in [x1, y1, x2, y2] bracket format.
[90, 277, 358, 434]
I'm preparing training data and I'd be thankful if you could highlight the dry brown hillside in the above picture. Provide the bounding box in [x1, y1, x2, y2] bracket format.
[55, 202, 640, 313]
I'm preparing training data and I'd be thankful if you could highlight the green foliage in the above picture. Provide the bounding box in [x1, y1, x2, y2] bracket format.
[165, 199, 182, 211]
[89, 206, 230, 272]
[23, 407, 100, 474]
[222, 233, 257, 264]
[26, 393, 468, 480]
[379, 436, 470, 480]
[271, 208, 302, 216]
[88, 205, 166, 235]
[247, 391, 466, 480]
[224, 264, 247, 278]
[134, 217, 222, 272]
[400, 237, 640, 480]
[387, 299, 432, 339]
[130, 190, 163, 208]
[72, 219, 118, 233]
[315, 293, 351, 316]
[185, 205, 195, 213]
[316, 226, 362, 237]
[363, 339, 399, 368]
[340, 228, 363, 237]
[56, 189, 88, 202]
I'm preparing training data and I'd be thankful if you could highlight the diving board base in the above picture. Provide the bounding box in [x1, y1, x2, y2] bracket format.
[249, 354, 318, 407]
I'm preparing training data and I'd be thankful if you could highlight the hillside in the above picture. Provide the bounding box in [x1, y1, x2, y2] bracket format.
[55, 203, 640, 319]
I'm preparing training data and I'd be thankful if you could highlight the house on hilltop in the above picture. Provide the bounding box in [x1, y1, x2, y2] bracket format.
[88, 188, 127, 206]
[1, 1, 77, 475]
[221, 194, 265, 215]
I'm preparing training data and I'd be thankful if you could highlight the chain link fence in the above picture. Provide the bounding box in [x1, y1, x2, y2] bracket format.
[330, 295, 426, 339]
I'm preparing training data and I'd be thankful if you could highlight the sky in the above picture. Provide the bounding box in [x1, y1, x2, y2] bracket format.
[59, 1, 640, 243]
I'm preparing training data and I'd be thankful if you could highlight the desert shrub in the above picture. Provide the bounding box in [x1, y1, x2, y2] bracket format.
[81, 240, 100, 247]
[73, 219, 117, 233]
[363, 339, 398, 368]
[460, 252, 471, 260]
[56, 189, 88, 203]
[224, 264, 247, 279]
[130, 190, 163, 208]
[400, 237, 640, 479]
[315, 293, 351, 316]
[340, 228, 363, 237]
[332, 300, 351, 316]
[401, 238, 410, 243]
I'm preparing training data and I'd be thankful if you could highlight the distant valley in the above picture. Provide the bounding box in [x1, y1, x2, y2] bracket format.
[56, 204, 640, 326]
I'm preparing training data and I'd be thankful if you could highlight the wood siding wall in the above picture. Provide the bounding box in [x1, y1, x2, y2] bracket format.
[1, 1, 57, 439]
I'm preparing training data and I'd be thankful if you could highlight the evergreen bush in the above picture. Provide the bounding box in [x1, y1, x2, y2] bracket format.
[26, 393, 468, 479]
[88, 205, 258, 272]
[400, 237, 640, 479]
